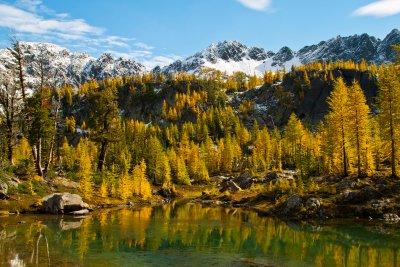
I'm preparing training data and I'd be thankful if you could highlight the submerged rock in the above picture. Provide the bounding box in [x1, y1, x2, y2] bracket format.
[41, 193, 89, 214]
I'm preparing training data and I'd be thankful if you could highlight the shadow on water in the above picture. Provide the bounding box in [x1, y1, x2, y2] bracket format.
[1, 202, 400, 267]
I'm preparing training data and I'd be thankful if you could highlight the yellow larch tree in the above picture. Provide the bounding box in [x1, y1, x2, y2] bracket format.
[346, 80, 374, 176]
[325, 78, 351, 176]
[377, 64, 400, 177]
[77, 139, 93, 201]
[132, 160, 152, 199]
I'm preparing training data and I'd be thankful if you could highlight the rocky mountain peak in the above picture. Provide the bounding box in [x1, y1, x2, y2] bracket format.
[273, 46, 295, 63]
[162, 29, 399, 75]
[0, 42, 145, 88]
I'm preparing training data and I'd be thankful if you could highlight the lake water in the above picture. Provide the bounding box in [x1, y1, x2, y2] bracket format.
[1, 202, 400, 267]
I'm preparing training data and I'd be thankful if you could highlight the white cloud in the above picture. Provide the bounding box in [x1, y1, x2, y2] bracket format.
[134, 42, 154, 50]
[107, 50, 181, 69]
[0, 4, 103, 37]
[0, 1, 180, 70]
[142, 55, 182, 69]
[15, 0, 42, 13]
[353, 0, 400, 17]
[100, 36, 134, 48]
[236, 0, 271, 11]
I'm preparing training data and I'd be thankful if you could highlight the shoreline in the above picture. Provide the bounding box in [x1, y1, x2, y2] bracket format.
[1, 172, 400, 223]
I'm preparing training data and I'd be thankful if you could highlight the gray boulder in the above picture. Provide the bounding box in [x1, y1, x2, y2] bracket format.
[220, 180, 242, 193]
[0, 179, 8, 199]
[264, 171, 295, 185]
[342, 190, 359, 202]
[234, 173, 254, 189]
[3, 174, 20, 188]
[338, 180, 357, 191]
[284, 194, 302, 213]
[0, 174, 20, 199]
[41, 193, 89, 214]
[306, 197, 321, 209]
[158, 187, 177, 198]
[370, 198, 391, 209]
[341, 186, 380, 203]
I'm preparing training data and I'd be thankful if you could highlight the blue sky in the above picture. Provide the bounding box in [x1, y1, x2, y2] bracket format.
[0, 0, 399, 68]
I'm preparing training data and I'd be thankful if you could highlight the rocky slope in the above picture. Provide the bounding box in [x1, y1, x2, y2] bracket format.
[232, 68, 379, 127]
[0, 42, 145, 88]
[161, 29, 400, 75]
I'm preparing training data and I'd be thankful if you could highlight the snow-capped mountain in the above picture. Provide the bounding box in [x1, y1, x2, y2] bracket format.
[0, 29, 398, 88]
[161, 29, 400, 75]
[0, 42, 145, 88]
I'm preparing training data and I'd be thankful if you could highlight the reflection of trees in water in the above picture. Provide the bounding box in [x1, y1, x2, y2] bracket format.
[1, 205, 400, 267]
[86, 204, 400, 267]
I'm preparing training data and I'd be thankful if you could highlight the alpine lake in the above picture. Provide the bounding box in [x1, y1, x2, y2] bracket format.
[1, 202, 400, 267]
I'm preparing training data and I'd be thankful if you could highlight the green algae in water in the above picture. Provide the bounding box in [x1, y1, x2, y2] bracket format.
[1, 204, 400, 267]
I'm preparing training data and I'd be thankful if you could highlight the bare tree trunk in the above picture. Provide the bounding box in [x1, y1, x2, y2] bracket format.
[44, 135, 54, 177]
[17, 53, 26, 103]
[32, 140, 43, 177]
[44, 106, 59, 177]
[6, 117, 13, 164]
[11, 39, 26, 104]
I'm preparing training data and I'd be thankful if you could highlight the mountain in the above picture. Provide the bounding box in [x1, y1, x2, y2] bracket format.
[0, 29, 398, 88]
[0, 42, 145, 88]
[161, 29, 400, 75]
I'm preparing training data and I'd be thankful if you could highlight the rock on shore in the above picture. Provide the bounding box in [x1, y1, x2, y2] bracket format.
[40, 193, 90, 214]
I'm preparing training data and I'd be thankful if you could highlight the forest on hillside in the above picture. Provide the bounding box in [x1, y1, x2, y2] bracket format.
[0, 40, 399, 201]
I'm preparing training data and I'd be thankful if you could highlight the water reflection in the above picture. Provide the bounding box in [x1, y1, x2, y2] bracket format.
[0, 203, 400, 267]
